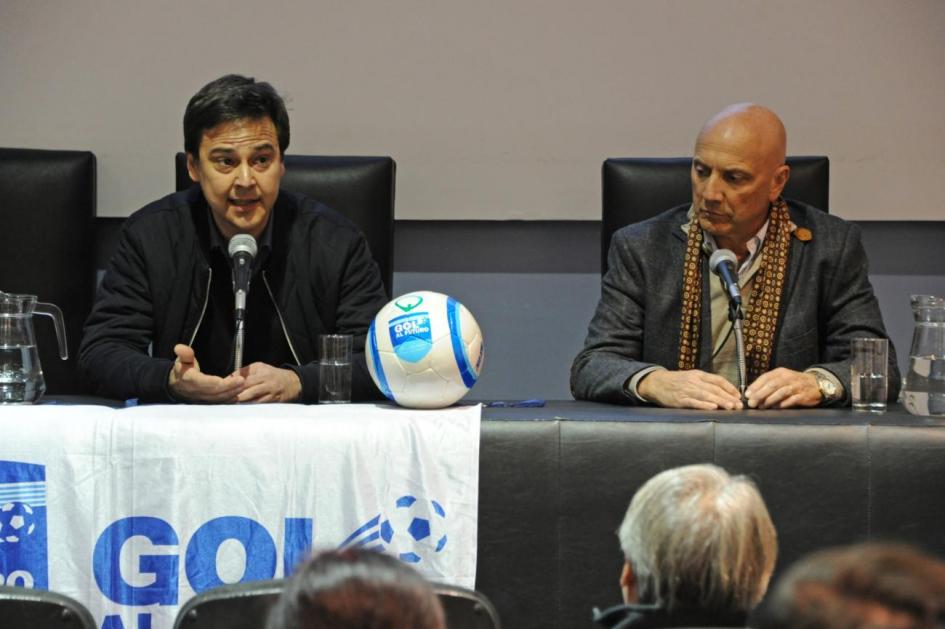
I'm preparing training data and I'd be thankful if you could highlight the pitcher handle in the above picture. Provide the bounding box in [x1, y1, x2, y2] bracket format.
[34, 301, 69, 360]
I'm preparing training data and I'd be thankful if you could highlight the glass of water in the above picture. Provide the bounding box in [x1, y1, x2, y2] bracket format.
[851, 337, 888, 412]
[318, 334, 352, 404]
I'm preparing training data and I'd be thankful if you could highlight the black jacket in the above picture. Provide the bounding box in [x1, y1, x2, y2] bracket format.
[593, 603, 747, 629]
[78, 186, 389, 403]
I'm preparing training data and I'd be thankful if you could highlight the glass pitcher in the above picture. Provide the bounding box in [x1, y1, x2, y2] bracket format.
[902, 295, 945, 417]
[0, 292, 68, 404]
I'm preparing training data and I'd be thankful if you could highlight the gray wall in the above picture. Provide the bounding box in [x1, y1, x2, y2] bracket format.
[3, 1, 944, 221]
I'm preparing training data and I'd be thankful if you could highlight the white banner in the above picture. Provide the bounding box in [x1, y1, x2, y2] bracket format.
[0, 403, 481, 629]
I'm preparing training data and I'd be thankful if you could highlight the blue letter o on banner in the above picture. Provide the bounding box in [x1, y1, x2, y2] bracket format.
[184, 516, 276, 593]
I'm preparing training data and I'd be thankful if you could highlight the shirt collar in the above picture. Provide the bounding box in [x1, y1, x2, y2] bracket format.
[683, 205, 769, 274]
[206, 202, 275, 267]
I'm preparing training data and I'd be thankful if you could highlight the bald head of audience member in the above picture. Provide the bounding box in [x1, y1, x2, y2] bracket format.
[267, 549, 446, 629]
[754, 543, 945, 629]
[617, 464, 778, 615]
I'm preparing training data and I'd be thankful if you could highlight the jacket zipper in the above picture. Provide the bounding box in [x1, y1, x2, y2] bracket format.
[262, 271, 302, 366]
[188, 268, 213, 346]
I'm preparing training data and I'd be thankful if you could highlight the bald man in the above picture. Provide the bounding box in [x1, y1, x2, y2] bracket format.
[571, 104, 899, 409]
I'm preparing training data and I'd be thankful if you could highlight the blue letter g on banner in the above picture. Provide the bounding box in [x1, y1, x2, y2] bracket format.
[93, 517, 179, 606]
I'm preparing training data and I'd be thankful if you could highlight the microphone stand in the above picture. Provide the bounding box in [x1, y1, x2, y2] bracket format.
[729, 299, 747, 403]
[233, 288, 247, 371]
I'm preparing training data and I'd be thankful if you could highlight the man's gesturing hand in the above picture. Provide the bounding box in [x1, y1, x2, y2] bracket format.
[235, 362, 302, 403]
[638, 369, 744, 410]
[168, 344, 245, 403]
[746, 368, 822, 409]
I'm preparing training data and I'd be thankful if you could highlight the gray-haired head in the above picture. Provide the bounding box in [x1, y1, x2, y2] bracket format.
[617, 464, 777, 614]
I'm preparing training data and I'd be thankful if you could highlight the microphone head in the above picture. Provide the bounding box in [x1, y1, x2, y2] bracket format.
[228, 234, 258, 259]
[709, 248, 737, 273]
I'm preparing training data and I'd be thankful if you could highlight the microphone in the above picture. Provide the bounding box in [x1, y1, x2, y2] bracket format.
[709, 249, 742, 306]
[709, 248, 748, 398]
[227, 234, 258, 318]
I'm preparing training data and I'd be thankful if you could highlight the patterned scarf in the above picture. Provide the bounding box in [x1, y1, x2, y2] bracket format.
[677, 199, 793, 384]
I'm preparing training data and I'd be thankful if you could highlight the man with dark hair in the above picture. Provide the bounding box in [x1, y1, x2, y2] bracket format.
[267, 549, 446, 629]
[754, 543, 945, 629]
[572, 104, 899, 409]
[79, 75, 388, 403]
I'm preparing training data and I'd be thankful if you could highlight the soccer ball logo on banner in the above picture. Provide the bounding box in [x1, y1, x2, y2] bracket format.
[0, 502, 36, 543]
[367, 291, 484, 408]
[340, 494, 448, 565]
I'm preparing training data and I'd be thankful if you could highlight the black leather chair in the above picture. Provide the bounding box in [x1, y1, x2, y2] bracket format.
[600, 156, 829, 274]
[173, 579, 501, 629]
[175, 153, 395, 296]
[0, 585, 96, 629]
[434, 583, 502, 629]
[0, 148, 96, 394]
[174, 580, 281, 629]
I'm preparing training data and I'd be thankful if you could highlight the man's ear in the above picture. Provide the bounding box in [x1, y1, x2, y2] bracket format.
[186, 153, 200, 183]
[620, 561, 638, 604]
[769, 163, 790, 202]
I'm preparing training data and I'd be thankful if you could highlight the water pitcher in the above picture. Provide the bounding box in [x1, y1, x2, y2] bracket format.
[0, 292, 68, 404]
[902, 295, 945, 416]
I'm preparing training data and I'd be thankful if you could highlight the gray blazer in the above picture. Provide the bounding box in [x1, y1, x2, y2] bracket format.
[570, 202, 900, 405]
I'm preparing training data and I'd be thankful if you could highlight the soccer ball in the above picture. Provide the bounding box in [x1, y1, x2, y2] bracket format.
[0, 501, 36, 543]
[367, 291, 484, 408]
[379, 495, 448, 564]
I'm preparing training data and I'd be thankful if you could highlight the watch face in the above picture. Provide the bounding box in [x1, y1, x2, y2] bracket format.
[818, 375, 837, 399]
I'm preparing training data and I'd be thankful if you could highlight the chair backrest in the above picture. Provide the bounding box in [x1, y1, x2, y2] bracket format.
[0, 585, 96, 629]
[173, 579, 501, 629]
[600, 155, 829, 274]
[0, 148, 96, 394]
[434, 583, 502, 629]
[175, 152, 395, 297]
[174, 579, 282, 629]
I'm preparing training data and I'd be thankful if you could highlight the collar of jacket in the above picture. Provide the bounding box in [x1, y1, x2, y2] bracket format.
[592, 602, 747, 629]
[184, 186, 293, 283]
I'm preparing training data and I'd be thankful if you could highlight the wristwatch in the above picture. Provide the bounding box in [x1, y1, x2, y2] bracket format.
[812, 370, 841, 405]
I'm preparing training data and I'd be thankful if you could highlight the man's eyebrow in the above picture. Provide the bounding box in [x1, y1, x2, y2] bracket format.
[206, 144, 276, 158]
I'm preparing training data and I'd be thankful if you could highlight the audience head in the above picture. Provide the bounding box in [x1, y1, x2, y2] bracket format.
[617, 463, 777, 614]
[754, 543, 945, 629]
[267, 548, 446, 629]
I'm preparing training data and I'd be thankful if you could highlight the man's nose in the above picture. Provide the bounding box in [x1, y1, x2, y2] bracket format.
[702, 174, 724, 202]
[234, 162, 255, 188]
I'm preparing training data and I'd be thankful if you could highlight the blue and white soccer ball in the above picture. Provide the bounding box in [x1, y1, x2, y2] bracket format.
[379, 495, 448, 564]
[0, 501, 36, 544]
[367, 291, 484, 409]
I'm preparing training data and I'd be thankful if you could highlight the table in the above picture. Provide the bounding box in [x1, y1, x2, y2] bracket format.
[22, 398, 945, 629]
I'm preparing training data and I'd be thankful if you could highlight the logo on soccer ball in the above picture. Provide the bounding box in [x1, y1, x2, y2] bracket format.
[0, 502, 36, 544]
[340, 494, 448, 565]
[394, 295, 424, 313]
[388, 313, 433, 363]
